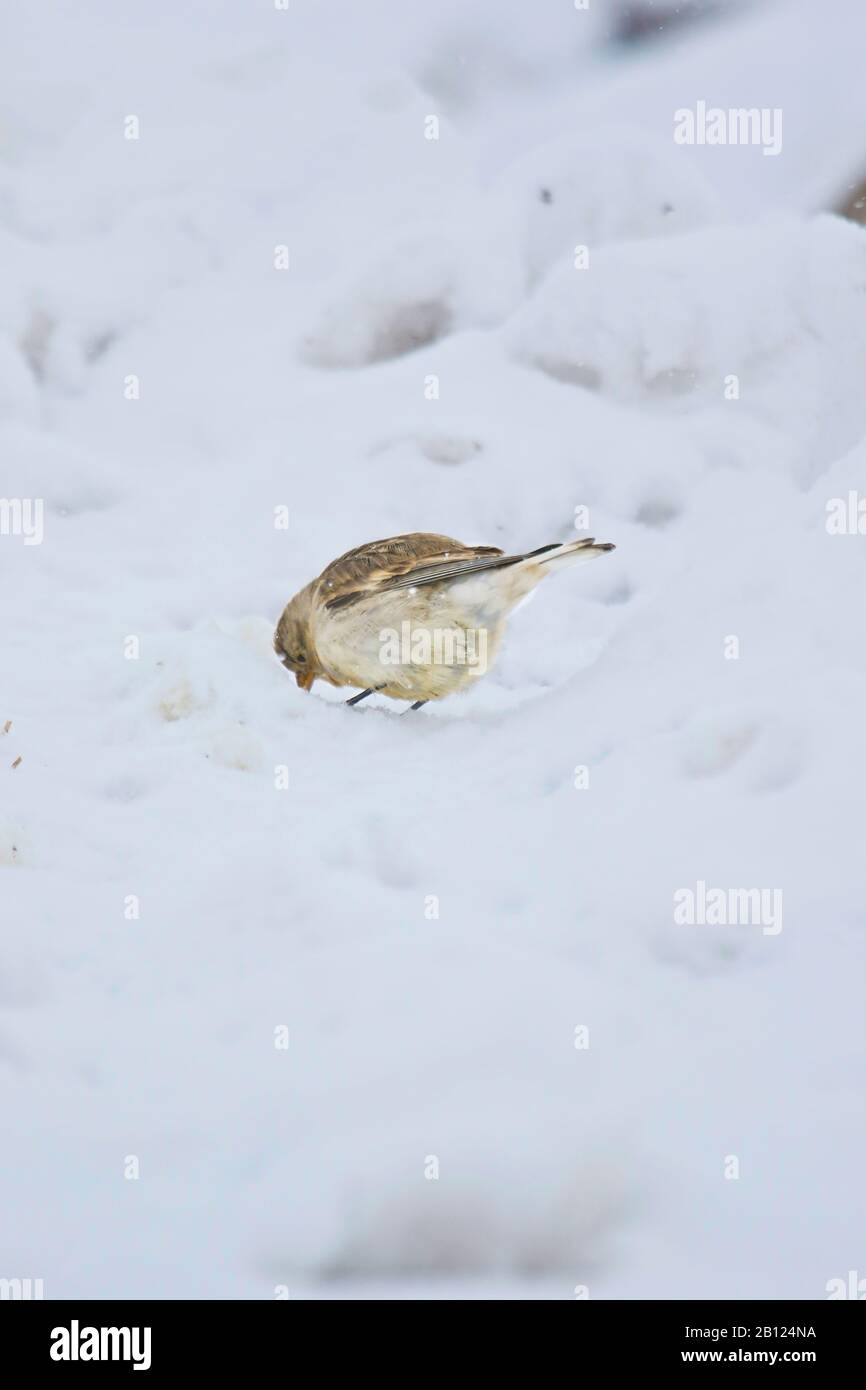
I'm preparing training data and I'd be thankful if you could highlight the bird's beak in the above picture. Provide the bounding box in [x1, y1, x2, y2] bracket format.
[296, 670, 315, 691]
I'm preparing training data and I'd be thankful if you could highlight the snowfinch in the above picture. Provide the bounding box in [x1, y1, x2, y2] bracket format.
[274, 532, 615, 708]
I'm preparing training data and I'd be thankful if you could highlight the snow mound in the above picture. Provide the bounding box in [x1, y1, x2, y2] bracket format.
[301, 228, 518, 368]
[107, 618, 291, 774]
[368, 422, 484, 466]
[301, 237, 456, 367]
[507, 215, 866, 478]
[0, 424, 120, 516]
[317, 1157, 628, 1278]
[508, 128, 721, 286]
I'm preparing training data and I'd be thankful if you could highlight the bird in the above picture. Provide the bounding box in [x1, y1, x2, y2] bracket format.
[274, 532, 615, 708]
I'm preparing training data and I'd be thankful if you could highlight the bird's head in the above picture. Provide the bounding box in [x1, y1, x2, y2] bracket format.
[274, 587, 320, 691]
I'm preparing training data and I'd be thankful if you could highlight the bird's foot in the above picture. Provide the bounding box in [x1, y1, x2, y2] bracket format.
[345, 687, 376, 706]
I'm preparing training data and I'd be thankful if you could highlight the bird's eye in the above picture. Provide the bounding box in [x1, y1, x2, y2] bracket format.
[295, 650, 307, 665]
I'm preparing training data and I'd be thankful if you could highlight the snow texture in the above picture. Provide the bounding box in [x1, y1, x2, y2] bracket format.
[2, 0, 866, 1298]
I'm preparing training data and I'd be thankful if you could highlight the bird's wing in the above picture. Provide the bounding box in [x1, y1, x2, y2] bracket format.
[318, 533, 510, 612]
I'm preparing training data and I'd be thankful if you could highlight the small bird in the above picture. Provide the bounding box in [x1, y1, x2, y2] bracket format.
[274, 532, 615, 708]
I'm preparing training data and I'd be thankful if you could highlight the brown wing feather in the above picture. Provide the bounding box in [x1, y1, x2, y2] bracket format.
[316, 533, 506, 612]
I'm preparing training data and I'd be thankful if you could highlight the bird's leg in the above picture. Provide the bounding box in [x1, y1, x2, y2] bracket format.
[345, 687, 376, 706]
[404, 700, 428, 713]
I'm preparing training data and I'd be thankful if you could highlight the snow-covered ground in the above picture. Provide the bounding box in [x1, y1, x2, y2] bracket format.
[3, 0, 865, 1299]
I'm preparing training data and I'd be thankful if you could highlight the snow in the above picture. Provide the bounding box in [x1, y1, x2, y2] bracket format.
[508, 215, 866, 481]
[510, 128, 722, 286]
[2, 0, 865, 1299]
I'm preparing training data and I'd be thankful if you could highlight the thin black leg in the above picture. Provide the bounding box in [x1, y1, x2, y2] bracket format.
[406, 700, 428, 712]
[346, 688, 375, 706]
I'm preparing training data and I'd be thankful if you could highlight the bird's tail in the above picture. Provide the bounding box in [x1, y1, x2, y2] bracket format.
[524, 537, 615, 572]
